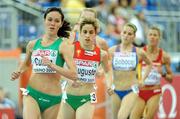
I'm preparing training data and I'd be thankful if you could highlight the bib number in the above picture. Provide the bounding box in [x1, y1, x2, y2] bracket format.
[90, 92, 97, 103]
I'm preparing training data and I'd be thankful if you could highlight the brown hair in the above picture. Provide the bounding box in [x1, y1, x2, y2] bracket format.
[149, 26, 161, 37]
[124, 23, 137, 34]
[79, 18, 99, 33]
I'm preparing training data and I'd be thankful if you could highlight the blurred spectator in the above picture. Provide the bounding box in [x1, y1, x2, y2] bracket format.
[176, 61, 180, 72]
[0, 87, 15, 109]
[85, 0, 98, 7]
[146, 0, 158, 10]
[117, 0, 131, 16]
[134, 0, 147, 11]
[99, 22, 120, 47]
[61, 0, 85, 24]
[107, 2, 118, 24]
[108, 0, 130, 38]
[37, 0, 61, 9]
[135, 0, 157, 11]
[29, 0, 37, 2]
[158, 0, 180, 11]
[118, 0, 129, 8]
[95, 0, 109, 24]
[129, 0, 138, 9]
[108, 6, 128, 41]
[129, 9, 149, 46]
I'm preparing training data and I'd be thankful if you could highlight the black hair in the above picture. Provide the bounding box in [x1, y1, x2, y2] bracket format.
[44, 7, 71, 38]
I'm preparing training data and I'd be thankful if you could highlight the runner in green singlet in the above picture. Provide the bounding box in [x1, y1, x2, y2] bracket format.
[11, 7, 77, 119]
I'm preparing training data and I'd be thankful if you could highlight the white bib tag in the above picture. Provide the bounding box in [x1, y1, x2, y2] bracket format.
[131, 84, 139, 94]
[20, 88, 29, 96]
[62, 91, 67, 103]
[90, 92, 97, 103]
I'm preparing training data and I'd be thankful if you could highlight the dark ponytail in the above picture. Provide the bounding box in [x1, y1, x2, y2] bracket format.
[57, 20, 71, 38]
[44, 7, 71, 38]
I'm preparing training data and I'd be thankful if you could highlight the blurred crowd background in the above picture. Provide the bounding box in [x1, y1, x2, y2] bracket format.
[0, 0, 180, 52]
[0, 0, 180, 119]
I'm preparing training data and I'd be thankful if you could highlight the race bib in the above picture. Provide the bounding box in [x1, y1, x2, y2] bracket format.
[143, 67, 161, 85]
[32, 49, 57, 73]
[75, 59, 99, 83]
[113, 52, 137, 70]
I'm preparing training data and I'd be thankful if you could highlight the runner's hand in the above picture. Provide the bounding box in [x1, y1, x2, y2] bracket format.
[41, 56, 52, 67]
[71, 80, 82, 88]
[11, 71, 21, 80]
[107, 87, 114, 96]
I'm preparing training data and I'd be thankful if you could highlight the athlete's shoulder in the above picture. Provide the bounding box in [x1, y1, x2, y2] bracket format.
[96, 36, 109, 50]
[100, 49, 108, 60]
[109, 45, 118, 52]
[135, 47, 142, 52]
[137, 47, 146, 55]
[25, 39, 39, 53]
[29, 38, 39, 44]
[61, 37, 73, 45]
[27, 39, 39, 48]
[162, 50, 171, 63]
[60, 38, 74, 51]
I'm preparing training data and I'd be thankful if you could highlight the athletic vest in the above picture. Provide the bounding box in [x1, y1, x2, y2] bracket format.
[112, 45, 138, 71]
[73, 41, 101, 83]
[31, 38, 65, 73]
[142, 46, 163, 85]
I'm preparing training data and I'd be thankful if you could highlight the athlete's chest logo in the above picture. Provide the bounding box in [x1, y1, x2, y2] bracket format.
[84, 50, 97, 56]
[76, 50, 81, 57]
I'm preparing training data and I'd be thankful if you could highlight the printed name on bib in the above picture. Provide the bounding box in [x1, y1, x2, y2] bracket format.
[75, 59, 99, 83]
[113, 52, 137, 70]
[32, 49, 57, 73]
